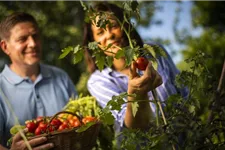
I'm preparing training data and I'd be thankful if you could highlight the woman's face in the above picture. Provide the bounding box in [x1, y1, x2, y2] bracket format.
[91, 15, 127, 56]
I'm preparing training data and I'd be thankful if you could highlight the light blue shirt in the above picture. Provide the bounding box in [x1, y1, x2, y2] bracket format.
[0, 64, 77, 147]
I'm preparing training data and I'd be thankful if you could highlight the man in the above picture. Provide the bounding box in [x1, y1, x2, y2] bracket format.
[0, 12, 77, 149]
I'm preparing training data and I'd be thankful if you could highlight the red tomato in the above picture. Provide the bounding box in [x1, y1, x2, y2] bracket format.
[50, 119, 62, 130]
[68, 118, 81, 128]
[47, 125, 56, 132]
[82, 116, 96, 124]
[34, 124, 47, 135]
[26, 122, 37, 133]
[36, 116, 43, 122]
[35, 127, 42, 135]
[62, 120, 69, 126]
[58, 123, 69, 131]
[67, 114, 74, 120]
[68, 118, 76, 127]
[73, 120, 81, 128]
[136, 57, 149, 71]
[36, 121, 47, 134]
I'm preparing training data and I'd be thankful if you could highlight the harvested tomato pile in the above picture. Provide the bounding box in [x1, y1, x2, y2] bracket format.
[25, 113, 97, 136]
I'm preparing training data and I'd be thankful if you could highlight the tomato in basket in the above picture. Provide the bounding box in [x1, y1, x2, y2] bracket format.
[82, 116, 97, 124]
[58, 123, 69, 131]
[26, 122, 37, 133]
[50, 118, 62, 129]
[35, 121, 48, 135]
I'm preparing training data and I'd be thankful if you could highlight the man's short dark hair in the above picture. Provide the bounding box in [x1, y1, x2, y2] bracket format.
[0, 12, 38, 41]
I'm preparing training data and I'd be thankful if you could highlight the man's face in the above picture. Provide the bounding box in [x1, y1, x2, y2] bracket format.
[1, 22, 41, 67]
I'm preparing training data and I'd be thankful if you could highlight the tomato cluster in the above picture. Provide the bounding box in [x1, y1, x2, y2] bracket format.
[25, 114, 97, 136]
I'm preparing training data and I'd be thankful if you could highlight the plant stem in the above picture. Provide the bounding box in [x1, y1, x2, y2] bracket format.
[152, 89, 167, 125]
[152, 89, 177, 150]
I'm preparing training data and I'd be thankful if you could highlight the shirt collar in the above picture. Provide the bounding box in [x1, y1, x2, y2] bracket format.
[1, 63, 51, 85]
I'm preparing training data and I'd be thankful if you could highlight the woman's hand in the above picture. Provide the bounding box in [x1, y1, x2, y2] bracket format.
[128, 61, 162, 95]
[10, 128, 54, 150]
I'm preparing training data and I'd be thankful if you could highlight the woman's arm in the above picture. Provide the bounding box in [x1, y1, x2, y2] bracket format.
[125, 61, 162, 129]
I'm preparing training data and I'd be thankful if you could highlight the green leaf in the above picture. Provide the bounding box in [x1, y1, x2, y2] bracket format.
[76, 121, 95, 133]
[143, 44, 167, 58]
[115, 50, 125, 59]
[106, 56, 113, 68]
[124, 46, 135, 66]
[188, 105, 195, 114]
[72, 50, 83, 64]
[152, 61, 158, 71]
[88, 41, 99, 50]
[143, 44, 156, 58]
[131, 101, 139, 117]
[73, 45, 82, 54]
[95, 52, 105, 71]
[59, 46, 73, 59]
[99, 107, 115, 125]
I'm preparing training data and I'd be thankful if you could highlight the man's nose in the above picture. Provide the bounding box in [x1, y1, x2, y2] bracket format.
[27, 36, 37, 47]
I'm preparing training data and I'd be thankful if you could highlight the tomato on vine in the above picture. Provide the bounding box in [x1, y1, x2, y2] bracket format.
[135, 57, 149, 71]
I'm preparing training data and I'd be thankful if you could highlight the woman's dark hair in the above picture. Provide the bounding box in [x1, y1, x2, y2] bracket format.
[83, 2, 144, 73]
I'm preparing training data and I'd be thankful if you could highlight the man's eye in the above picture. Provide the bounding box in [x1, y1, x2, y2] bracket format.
[18, 37, 26, 42]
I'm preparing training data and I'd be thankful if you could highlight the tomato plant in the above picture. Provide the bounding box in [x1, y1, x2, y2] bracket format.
[135, 57, 149, 71]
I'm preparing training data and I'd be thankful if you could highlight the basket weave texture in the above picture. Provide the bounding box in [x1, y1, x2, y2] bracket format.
[29, 111, 101, 150]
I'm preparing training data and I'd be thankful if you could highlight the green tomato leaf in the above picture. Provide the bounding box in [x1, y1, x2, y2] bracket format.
[115, 50, 125, 59]
[95, 52, 105, 71]
[106, 56, 113, 68]
[59, 46, 73, 59]
[99, 107, 115, 125]
[131, 101, 139, 117]
[72, 50, 83, 64]
[124, 46, 135, 66]
[88, 41, 99, 50]
[152, 61, 158, 71]
[76, 122, 95, 133]
[73, 45, 82, 54]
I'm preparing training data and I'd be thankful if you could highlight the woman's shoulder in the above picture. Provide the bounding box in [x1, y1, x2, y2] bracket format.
[88, 67, 114, 84]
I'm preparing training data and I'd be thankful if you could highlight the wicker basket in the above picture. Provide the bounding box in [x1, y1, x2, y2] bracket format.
[28, 111, 101, 150]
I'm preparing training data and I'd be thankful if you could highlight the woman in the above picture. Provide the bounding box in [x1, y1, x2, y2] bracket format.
[83, 2, 188, 134]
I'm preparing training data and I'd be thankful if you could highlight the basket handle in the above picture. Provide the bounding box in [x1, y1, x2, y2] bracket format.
[46, 111, 82, 133]
[49, 111, 82, 122]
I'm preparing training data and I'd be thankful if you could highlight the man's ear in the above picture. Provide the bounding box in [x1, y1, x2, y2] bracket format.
[0, 40, 10, 55]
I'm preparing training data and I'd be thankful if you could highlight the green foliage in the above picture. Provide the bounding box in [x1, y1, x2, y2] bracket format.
[192, 1, 225, 31]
